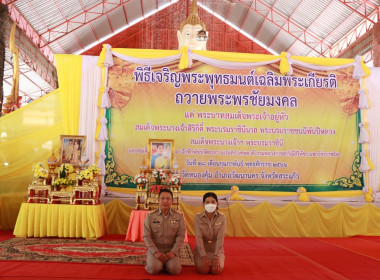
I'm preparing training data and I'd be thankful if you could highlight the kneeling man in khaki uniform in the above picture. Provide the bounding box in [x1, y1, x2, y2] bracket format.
[143, 189, 186, 275]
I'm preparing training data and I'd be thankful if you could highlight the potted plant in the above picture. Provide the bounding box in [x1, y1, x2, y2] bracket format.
[134, 174, 148, 190]
[88, 164, 101, 177]
[52, 178, 72, 191]
[169, 174, 183, 190]
[78, 169, 94, 185]
[151, 168, 167, 185]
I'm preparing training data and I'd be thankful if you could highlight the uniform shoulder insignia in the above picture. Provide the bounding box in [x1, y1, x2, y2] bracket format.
[149, 209, 158, 214]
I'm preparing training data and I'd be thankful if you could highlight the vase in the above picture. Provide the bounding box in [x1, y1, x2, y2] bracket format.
[38, 178, 45, 184]
[155, 177, 161, 185]
[46, 177, 52, 185]
[83, 179, 90, 185]
[137, 184, 144, 191]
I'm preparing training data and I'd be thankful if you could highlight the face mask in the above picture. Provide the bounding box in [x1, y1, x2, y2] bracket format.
[205, 203, 217, 213]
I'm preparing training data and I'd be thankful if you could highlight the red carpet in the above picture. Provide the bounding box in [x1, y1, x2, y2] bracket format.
[0, 237, 193, 265]
[1, 231, 379, 279]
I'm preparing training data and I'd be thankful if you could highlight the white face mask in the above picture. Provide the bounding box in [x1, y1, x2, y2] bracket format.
[204, 203, 217, 213]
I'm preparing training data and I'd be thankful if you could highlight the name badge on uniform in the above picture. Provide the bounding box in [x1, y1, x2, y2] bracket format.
[215, 222, 222, 226]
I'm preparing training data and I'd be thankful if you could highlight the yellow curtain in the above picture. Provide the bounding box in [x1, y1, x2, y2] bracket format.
[89, 199, 380, 237]
[0, 90, 64, 196]
[180, 201, 380, 237]
[54, 54, 82, 134]
[107, 187, 363, 200]
[0, 195, 24, 230]
[4, 196, 380, 236]
[104, 199, 133, 235]
[9, 23, 19, 106]
[13, 203, 108, 238]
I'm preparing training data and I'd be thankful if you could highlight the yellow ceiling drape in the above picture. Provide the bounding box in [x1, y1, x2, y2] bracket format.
[0, 90, 64, 194]
[54, 54, 83, 135]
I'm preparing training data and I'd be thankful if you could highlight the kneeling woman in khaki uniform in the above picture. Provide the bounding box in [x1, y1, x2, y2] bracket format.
[193, 192, 226, 274]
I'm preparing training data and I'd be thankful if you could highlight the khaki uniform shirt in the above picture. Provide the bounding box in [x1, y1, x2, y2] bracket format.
[193, 210, 226, 257]
[143, 207, 186, 256]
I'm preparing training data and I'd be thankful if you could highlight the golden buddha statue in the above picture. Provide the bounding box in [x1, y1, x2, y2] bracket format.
[47, 150, 59, 174]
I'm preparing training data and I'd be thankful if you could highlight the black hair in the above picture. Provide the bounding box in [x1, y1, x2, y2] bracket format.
[159, 188, 173, 199]
[203, 192, 218, 203]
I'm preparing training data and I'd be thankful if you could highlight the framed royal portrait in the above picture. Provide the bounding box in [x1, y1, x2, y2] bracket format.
[59, 135, 86, 167]
[148, 139, 174, 172]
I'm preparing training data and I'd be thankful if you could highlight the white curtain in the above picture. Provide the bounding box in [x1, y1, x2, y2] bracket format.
[367, 67, 380, 199]
[78, 55, 102, 165]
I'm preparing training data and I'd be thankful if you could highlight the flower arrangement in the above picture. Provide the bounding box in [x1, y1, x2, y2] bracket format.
[134, 174, 148, 184]
[32, 162, 49, 179]
[53, 178, 72, 186]
[88, 164, 100, 175]
[152, 168, 167, 184]
[150, 184, 164, 194]
[78, 169, 94, 181]
[59, 163, 74, 178]
[169, 174, 183, 186]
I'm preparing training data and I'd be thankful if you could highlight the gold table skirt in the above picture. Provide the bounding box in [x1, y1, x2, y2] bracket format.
[13, 203, 108, 238]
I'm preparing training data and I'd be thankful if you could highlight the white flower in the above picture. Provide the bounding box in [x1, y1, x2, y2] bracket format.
[152, 169, 167, 180]
[134, 174, 148, 184]
[32, 162, 49, 178]
[170, 174, 182, 185]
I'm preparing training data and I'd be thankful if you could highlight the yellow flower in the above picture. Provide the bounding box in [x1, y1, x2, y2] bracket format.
[53, 178, 72, 186]
[88, 164, 100, 174]
[230, 185, 244, 201]
[32, 162, 48, 178]
[297, 187, 309, 202]
[78, 169, 94, 180]
[231, 185, 239, 192]
[59, 163, 74, 173]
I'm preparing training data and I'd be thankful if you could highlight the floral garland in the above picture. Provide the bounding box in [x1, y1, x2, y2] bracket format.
[32, 162, 49, 179]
